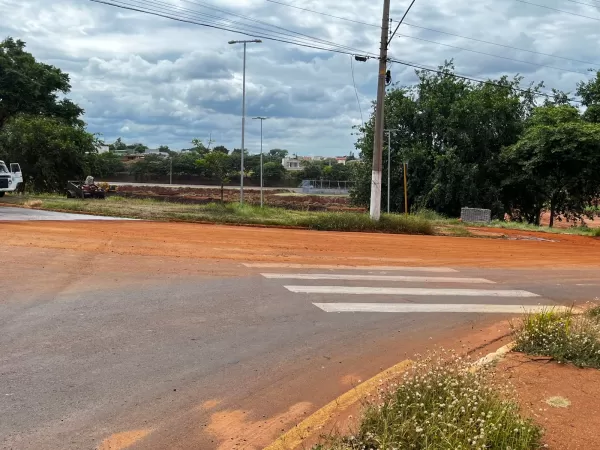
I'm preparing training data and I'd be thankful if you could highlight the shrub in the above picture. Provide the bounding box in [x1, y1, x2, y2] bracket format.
[318, 352, 542, 450]
[513, 309, 600, 368]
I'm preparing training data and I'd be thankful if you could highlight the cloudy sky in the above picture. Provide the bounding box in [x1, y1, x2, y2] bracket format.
[1, 0, 599, 155]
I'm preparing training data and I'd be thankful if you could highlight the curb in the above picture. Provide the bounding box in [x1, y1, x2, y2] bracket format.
[265, 340, 516, 450]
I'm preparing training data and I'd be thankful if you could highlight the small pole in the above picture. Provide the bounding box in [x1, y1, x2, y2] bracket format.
[387, 131, 391, 213]
[403, 162, 408, 215]
[170, 157, 173, 185]
[260, 118, 263, 207]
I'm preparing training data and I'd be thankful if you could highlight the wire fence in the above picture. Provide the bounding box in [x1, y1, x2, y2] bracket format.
[300, 180, 354, 194]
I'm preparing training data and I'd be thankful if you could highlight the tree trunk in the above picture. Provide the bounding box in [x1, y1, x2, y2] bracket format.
[220, 182, 224, 203]
[549, 197, 555, 228]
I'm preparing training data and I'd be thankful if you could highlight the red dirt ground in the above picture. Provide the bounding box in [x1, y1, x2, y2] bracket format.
[1, 221, 599, 268]
[497, 353, 600, 450]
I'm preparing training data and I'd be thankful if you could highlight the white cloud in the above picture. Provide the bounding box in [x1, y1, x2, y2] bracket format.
[1, 0, 598, 155]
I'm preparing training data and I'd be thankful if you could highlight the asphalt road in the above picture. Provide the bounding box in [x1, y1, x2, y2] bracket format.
[2, 243, 599, 450]
[0, 206, 134, 221]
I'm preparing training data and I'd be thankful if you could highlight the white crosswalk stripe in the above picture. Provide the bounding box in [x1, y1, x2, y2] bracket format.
[252, 264, 560, 314]
[245, 263, 457, 272]
[313, 303, 568, 314]
[284, 286, 539, 297]
[261, 273, 495, 284]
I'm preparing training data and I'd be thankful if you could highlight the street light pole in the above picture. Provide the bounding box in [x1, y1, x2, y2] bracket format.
[384, 129, 399, 214]
[253, 116, 268, 207]
[229, 39, 262, 205]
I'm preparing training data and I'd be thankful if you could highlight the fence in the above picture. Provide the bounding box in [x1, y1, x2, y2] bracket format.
[460, 207, 491, 223]
[300, 180, 353, 195]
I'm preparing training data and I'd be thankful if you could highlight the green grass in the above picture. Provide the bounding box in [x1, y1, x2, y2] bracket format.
[470, 219, 600, 237]
[316, 352, 542, 450]
[512, 308, 600, 368]
[0, 194, 434, 235]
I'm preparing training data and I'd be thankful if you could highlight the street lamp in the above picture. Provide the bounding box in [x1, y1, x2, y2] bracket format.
[229, 39, 262, 205]
[252, 116, 268, 207]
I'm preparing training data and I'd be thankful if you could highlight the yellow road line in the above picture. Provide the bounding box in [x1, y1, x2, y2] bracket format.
[263, 359, 413, 450]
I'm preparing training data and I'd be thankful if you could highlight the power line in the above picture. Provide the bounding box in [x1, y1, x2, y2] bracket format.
[263, 0, 380, 28]
[122, 0, 378, 56]
[564, 0, 600, 8]
[388, 0, 418, 45]
[350, 55, 364, 126]
[402, 23, 600, 67]
[388, 57, 583, 104]
[90, 0, 376, 56]
[391, 33, 590, 76]
[515, 0, 600, 21]
[260, 0, 599, 68]
[170, 0, 377, 56]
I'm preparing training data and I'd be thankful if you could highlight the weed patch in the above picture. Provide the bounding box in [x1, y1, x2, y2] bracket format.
[317, 352, 542, 450]
[512, 309, 600, 368]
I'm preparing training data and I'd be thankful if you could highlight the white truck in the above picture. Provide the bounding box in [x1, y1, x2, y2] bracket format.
[0, 161, 23, 197]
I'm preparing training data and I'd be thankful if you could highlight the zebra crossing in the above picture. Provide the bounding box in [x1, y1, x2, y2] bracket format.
[245, 263, 566, 314]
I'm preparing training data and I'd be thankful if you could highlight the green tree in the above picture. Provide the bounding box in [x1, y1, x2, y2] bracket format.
[213, 145, 229, 154]
[352, 62, 539, 216]
[577, 70, 600, 123]
[502, 105, 600, 226]
[268, 149, 288, 160]
[0, 38, 83, 129]
[197, 152, 231, 201]
[85, 152, 125, 178]
[191, 138, 210, 156]
[0, 115, 96, 192]
[261, 161, 286, 185]
[129, 154, 168, 180]
[109, 137, 127, 151]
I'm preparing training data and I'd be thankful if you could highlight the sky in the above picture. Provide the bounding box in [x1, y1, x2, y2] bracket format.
[1, 0, 599, 156]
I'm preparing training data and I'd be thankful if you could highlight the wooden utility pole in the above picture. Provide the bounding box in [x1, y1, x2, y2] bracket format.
[369, 0, 391, 220]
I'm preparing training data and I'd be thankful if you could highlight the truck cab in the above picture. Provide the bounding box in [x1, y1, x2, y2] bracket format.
[0, 161, 23, 197]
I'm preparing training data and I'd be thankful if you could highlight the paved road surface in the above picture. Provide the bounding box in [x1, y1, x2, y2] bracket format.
[2, 241, 599, 449]
[0, 206, 135, 221]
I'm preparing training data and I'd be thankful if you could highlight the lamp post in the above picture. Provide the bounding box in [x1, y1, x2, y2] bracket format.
[229, 39, 262, 205]
[252, 116, 268, 207]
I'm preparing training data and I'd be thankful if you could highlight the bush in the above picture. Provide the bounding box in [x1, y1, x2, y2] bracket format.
[513, 309, 600, 368]
[318, 352, 541, 450]
[302, 212, 434, 235]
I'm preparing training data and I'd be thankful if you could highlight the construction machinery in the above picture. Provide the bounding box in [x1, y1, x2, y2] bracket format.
[66, 178, 106, 199]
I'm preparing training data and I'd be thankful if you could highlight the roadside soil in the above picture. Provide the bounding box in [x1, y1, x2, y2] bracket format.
[113, 185, 363, 212]
[496, 352, 600, 450]
[1, 220, 599, 269]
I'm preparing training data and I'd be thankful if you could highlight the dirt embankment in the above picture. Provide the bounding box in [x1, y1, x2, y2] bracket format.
[1, 221, 599, 268]
[114, 185, 363, 212]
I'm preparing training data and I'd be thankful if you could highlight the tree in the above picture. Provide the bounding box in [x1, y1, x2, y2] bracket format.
[502, 105, 600, 226]
[261, 161, 286, 185]
[129, 154, 168, 180]
[191, 138, 210, 156]
[268, 149, 288, 160]
[213, 145, 229, 154]
[0, 115, 96, 192]
[0, 38, 83, 129]
[109, 137, 127, 151]
[85, 152, 125, 178]
[351, 62, 539, 216]
[197, 152, 231, 201]
[127, 143, 148, 154]
[577, 70, 600, 124]
[158, 145, 172, 154]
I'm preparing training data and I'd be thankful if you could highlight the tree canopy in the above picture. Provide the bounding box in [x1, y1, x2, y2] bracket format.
[0, 38, 83, 128]
[351, 62, 600, 225]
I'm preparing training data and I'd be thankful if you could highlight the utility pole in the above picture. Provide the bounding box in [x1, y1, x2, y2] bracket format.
[384, 129, 399, 213]
[369, 0, 391, 220]
[403, 161, 409, 214]
[229, 39, 262, 205]
[253, 116, 268, 207]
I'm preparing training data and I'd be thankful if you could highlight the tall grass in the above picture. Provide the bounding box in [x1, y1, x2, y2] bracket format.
[512, 308, 600, 368]
[3, 195, 435, 235]
[317, 351, 542, 450]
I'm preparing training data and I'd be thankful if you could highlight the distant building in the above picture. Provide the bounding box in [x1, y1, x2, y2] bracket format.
[335, 156, 347, 165]
[282, 156, 302, 171]
[96, 145, 110, 154]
